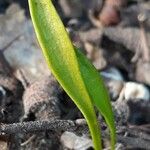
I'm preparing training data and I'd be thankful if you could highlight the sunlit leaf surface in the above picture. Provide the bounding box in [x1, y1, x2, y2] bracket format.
[28, 0, 116, 149]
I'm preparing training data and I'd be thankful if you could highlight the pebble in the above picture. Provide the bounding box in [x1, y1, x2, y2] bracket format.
[61, 131, 93, 150]
[124, 82, 150, 101]
[101, 67, 124, 81]
[102, 68, 150, 101]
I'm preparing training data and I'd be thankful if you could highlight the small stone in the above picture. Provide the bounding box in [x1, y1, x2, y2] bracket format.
[75, 119, 87, 126]
[101, 67, 124, 81]
[124, 82, 150, 101]
[61, 131, 93, 150]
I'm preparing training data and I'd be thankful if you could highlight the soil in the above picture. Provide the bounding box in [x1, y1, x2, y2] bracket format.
[0, 0, 150, 150]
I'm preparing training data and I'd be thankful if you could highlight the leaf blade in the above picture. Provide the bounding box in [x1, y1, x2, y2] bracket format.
[29, 0, 102, 149]
[29, 0, 116, 149]
[75, 47, 116, 149]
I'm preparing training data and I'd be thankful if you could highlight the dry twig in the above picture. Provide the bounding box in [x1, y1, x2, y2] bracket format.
[0, 120, 150, 149]
[0, 120, 76, 136]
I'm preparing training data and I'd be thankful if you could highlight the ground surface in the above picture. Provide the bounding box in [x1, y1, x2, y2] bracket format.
[0, 0, 150, 149]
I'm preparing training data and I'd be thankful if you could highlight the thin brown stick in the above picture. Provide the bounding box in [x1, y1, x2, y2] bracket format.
[0, 119, 150, 149]
[0, 120, 76, 136]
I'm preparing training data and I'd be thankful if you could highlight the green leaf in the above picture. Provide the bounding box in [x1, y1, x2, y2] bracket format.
[28, 0, 116, 149]
[75, 47, 116, 149]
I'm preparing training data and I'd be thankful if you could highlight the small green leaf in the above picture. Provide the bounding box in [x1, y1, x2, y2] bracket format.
[75, 47, 116, 149]
[28, 0, 116, 149]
